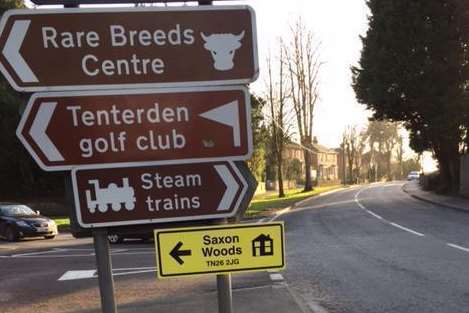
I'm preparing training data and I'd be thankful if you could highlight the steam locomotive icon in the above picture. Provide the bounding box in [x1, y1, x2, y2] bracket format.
[85, 178, 136, 213]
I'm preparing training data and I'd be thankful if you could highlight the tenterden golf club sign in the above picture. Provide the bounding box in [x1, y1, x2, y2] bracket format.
[0, 6, 258, 91]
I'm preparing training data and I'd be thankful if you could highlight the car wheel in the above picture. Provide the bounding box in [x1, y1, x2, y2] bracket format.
[108, 234, 123, 244]
[5, 226, 18, 242]
[44, 235, 55, 240]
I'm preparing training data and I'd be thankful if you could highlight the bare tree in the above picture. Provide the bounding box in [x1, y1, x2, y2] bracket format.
[265, 44, 290, 198]
[343, 126, 359, 184]
[283, 18, 321, 191]
[396, 135, 404, 179]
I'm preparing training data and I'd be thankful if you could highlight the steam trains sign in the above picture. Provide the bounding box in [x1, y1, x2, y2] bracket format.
[72, 161, 256, 227]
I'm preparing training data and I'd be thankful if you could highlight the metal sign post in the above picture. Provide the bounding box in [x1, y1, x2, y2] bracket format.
[201, 0, 232, 306]
[93, 229, 118, 313]
[59, 2, 118, 311]
[216, 218, 232, 313]
[217, 273, 233, 313]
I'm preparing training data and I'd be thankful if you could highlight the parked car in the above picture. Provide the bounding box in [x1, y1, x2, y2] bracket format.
[0, 203, 58, 241]
[407, 171, 420, 181]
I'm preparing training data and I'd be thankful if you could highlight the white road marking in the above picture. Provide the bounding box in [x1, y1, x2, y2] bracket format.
[354, 185, 425, 237]
[389, 223, 425, 237]
[7, 251, 155, 258]
[4, 247, 154, 258]
[58, 267, 157, 281]
[11, 249, 63, 257]
[112, 266, 154, 271]
[58, 270, 96, 281]
[447, 243, 469, 253]
[269, 273, 284, 282]
[113, 269, 156, 277]
[365, 210, 384, 220]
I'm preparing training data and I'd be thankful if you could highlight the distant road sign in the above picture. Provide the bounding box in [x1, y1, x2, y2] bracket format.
[155, 222, 285, 278]
[17, 86, 252, 171]
[0, 6, 257, 92]
[72, 161, 256, 228]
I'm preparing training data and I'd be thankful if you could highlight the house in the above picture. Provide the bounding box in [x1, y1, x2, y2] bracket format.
[252, 234, 274, 257]
[311, 137, 339, 184]
[282, 137, 339, 185]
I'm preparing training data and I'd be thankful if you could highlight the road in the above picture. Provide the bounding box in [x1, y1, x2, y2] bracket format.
[0, 235, 281, 313]
[278, 182, 469, 313]
[2, 182, 469, 313]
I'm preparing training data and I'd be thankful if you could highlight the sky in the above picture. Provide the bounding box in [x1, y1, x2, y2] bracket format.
[23, 0, 436, 171]
[239, 0, 371, 149]
[25, 0, 371, 149]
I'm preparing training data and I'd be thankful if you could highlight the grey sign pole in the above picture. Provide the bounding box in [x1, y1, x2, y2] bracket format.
[215, 218, 234, 313]
[217, 273, 233, 313]
[93, 229, 118, 313]
[63, 2, 118, 312]
[197, 0, 234, 309]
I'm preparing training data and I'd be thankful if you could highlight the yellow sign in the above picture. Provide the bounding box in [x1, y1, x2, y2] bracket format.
[154, 222, 285, 278]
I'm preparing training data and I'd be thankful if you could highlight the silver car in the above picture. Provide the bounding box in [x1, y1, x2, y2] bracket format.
[407, 171, 420, 181]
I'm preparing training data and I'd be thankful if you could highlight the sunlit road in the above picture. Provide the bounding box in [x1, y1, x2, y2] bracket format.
[278, 182, 469, 313]
[0, 237, 275, 313]
[3, 182, 469, 313]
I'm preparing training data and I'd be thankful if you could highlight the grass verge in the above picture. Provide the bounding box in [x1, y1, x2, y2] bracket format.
[245, 185, 345, 217]
[52, 217, 70, 232]
[50, 185, 345, 230]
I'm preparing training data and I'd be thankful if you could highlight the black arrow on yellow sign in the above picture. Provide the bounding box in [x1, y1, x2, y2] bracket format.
[170, 241, 192, 265]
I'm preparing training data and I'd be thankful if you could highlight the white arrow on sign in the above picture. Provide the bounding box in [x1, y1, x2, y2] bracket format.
[214, 163, 247, 211]
[29, 102, 64, 162]
[2, 20, 38, 83]
[199, 100, 240, 147]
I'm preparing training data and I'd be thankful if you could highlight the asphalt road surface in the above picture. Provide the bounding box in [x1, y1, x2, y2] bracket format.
[278, 182, 469, 313]
[3, 182, 469, 313]
[0, 235, 275, 313]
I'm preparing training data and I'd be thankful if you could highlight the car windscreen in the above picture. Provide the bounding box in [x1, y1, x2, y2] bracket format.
[0, 205, 36, 217]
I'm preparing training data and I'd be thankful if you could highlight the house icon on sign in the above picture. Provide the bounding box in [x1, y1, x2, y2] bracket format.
[252, 234, 274, 257]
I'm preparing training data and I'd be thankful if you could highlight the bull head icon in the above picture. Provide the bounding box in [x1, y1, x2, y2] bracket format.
[200, 31, 245, 71]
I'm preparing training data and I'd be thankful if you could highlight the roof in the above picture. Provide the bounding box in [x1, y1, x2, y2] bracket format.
[311, 143, 338, 154]
[284, 142, 338, 154]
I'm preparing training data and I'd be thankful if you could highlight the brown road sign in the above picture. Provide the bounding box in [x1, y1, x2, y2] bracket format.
[0, 6, 258, 92]
[16, 86, 252, 171]
[72, 161, 256, 228]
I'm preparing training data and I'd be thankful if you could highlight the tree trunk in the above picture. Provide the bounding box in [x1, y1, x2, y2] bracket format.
[386, 151, 392, 181]
[434, 139, 460, 193]
[303, 148, 313, 191]
[348, 157, 354, 184]
[277, 152, 285, 198]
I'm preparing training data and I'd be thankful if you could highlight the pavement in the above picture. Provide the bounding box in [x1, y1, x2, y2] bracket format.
[64, 284, 307, 313]
[402, 180, 469, 212]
